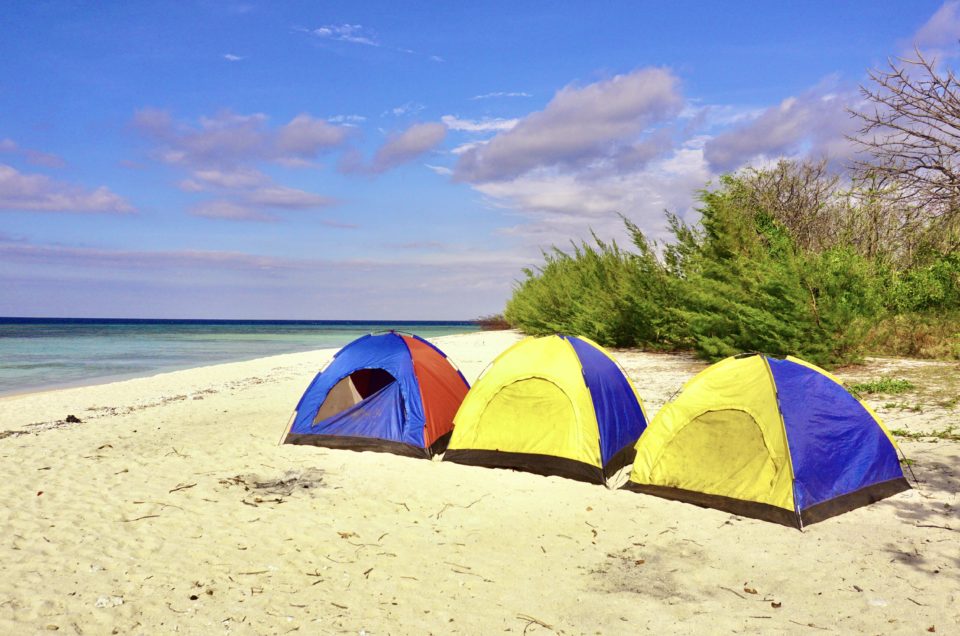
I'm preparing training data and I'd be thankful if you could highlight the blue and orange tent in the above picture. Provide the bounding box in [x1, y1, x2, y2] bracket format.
[628, 354, 909, 528]
[445, 335, 649, 485]
[282, 332, 469, 457]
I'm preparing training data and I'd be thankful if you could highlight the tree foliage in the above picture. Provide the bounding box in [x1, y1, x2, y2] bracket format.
[504, 160, 960, 367]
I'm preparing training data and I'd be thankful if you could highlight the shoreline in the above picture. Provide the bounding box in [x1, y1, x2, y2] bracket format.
[1, 330, 956, 633]
[0, 326, 483, 401]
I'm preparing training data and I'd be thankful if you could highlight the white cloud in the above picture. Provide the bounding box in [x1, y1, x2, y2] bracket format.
[451, 140, 487, 155]
[441, 115, 519, 133]
[132, 108, 350, 167]
[0, 164, 133, 214]
[912, 1, 960, 57]
[471, 91, 532, 100]
[425, 164, 453, 176]
[275, 114, 351, 157]
[192, 200, 274, 222]
[223, 53, 244, 62]
[0, 138, 66, 168]
[244, 185, 335, 209]
[341, 122, 447, 173]
[311, 24, 379, 47]
[454, 67, 683, 183]
[702, 85, 856, 172]
[184, 167, 269, 190]
[329, 114, 367, 124]
[385, 102, 425, 117]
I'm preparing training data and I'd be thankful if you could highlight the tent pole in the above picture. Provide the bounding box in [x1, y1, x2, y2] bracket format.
[277, 412, 296, 446]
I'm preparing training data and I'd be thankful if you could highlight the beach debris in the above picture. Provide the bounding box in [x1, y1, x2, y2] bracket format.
[65, 415, 81, 423]
[720, 586, 747, 599]
[338, 531, 358, 539]
[771, 601, 782, 609]
[517, 613, 554, 635]
[434, 495, 487, 519]
[168, 482, 197, 493]
[44, 624, 59, 631]
[219, 468, 325, 501]
[744, 586, 758, 595]
[94, 596, 124, 608]
[121, 514, 160, 522]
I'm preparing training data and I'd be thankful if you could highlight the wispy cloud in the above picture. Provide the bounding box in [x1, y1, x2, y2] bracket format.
[384, 102, 425, 117]
[0, 138, 66, 168]
[441, 115, 518, 133]
[425, 164, 453, 176]
[471, 91, 533, 100]
[0, 236, 528, 319]
[192, 200, 274, 222]
[223, 53, 244, 62]
[329, 114, 367, 124]
[310, 24, 380, 47]
[0, 164, 133, 214]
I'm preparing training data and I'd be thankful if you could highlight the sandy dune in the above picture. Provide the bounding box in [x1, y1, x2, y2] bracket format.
[1, 330, 956, 634]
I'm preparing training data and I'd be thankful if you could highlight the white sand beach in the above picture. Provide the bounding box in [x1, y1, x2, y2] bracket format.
[1, 331, 957, 634]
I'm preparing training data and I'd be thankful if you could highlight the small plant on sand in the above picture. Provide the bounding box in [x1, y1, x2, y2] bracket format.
[890, 426, 960, 442]
[849, 377, 916, 394]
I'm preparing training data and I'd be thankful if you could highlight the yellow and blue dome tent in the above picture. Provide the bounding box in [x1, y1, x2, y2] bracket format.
[628, 353, 909, 528]
[444, 335, 649, 485]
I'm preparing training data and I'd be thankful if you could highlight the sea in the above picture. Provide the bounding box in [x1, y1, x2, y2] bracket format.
[0, 318, 478, 397]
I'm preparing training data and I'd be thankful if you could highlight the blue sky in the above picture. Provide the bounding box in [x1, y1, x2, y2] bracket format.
[1, 1, 958, 319]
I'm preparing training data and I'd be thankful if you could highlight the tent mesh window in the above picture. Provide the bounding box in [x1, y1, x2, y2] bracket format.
[652, 409, 779, 492]
[313, 368, 397, 424]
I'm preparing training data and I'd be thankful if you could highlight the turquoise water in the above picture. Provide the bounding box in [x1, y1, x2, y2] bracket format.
[0, 319, 478, 397]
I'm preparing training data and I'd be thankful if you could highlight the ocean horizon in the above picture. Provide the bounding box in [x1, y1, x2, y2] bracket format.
[0, 317, 479, 397]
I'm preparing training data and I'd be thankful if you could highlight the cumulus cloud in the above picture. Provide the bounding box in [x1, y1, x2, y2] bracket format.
[361, 122, 447, 174]
[275, 114, 352, 158]
[702, 88, 856, 172]
[0, 164, 133, 214]
[132, 108, 350, 167]
[454, 67, 684, 183]
[912, 1, 960, 57]
[474, 145, 712, 246]
[133, 109, 348, 221]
